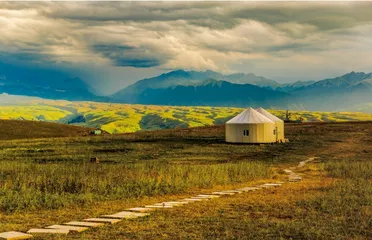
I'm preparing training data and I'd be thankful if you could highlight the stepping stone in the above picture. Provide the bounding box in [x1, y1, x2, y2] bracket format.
[196, 194, 221, 198]
[64, 221, 104, 228]
[219, 190, 242, 194]
[256, 185, 273, 188]
[289, 178, 302, 182]
[182, 198, 209, 202]
[263, 183, 281, 187]
[145, 205, 173, 208]
[126, 207, 155, 213]
[102, 211, 150, 219]
[211, 191, 235, 195]
[189, 197, 211, 200]
[163, 201, 189, 205]
[46, 225, 88, 233]
[153, 202, 187, 206]
[84, 218, 121, 224]
[27, 229, 69, 234]
[236, 187, 259, 192]
[0, 231, 32, 240]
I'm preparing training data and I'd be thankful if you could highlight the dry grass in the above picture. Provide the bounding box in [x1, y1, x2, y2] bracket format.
[0, 122, 371, 239]
[0, 119, 93, 140]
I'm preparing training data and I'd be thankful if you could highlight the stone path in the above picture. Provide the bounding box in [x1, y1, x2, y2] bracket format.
[0, 157, 317, 239]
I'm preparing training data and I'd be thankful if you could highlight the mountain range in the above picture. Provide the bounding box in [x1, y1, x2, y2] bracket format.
[110, 69, 372, 111]
[1, 61, 372, 112]
[0, 62, 106, 101]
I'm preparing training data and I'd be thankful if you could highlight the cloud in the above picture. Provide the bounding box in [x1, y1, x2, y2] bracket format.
[1, 1, 372, 93]
[91, 44, 162, 68]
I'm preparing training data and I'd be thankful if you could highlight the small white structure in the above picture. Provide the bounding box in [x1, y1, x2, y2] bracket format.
[256, 107, 285, 142]
[225, 107, 276, 143]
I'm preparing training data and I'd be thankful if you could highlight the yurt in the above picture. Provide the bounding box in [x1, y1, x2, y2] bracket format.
[256, 107, 285, 142]
[225, 107, 276, 143]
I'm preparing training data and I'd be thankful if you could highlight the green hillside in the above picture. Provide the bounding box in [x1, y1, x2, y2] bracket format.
[0, 98, 372, 134]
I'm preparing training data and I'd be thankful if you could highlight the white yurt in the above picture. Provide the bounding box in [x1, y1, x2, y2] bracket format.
[256, 107, 285, 142]
[225, 107, 276, 143]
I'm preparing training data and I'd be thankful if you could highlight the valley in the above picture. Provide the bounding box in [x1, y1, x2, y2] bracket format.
[1, 96, 372, 134]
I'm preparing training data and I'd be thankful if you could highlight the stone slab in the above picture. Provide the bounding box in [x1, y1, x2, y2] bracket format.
[219, 190, 242, 194]
[64, 221, 104, 228]
[145, 205, 173, 208]
[211, 192, 235, 195]
[237, 187, 259, 192]
[263, 183, 281, 187]
[197, 194, 220, 198]
[289, 176, 302, 179]
[298, 162, 306, 168]
[27, 229, 69, 234]
[257, 184, 276, 188]
[46, 225, 88, 233]
[189, 197, 211, 201]
[0, 232, 33, 240]
[84, 218, 121, 224]
[193, 195, 219, 199]
[102, 211, 150, 219]
[126, 207, 156, 213]
[163, 201, 189, 205]
[182, 198, 207, 202]
[153, 202, 186, 206]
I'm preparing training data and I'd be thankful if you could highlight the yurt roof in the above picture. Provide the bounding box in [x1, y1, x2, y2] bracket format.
[226, 107, 274, 124]
[256, 107, 283, 122]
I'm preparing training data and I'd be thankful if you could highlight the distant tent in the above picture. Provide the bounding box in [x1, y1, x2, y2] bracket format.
[225, 107, 276, 143]
[256, 107, 285, 142]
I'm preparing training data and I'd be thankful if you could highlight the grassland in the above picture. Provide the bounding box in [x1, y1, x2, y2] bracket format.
[1, 97, 372, 133]
[0, 122, 371, 239]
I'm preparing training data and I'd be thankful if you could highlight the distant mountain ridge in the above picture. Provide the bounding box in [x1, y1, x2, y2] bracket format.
[0, 62, 106, 101]
[111, 69, 283, 102]
[291, 71, 372, 110]
[1, 61, 372, 112]
[131, 80, 297, 108]
[110, 69, 323, 103]
[111, 70, 372, 110]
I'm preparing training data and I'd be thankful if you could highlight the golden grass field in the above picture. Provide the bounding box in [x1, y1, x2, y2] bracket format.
[1, 98, 372, 134]
[0, 121, 371, 239]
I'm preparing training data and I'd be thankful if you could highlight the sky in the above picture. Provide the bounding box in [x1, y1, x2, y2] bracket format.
[1, 1, 372, 95]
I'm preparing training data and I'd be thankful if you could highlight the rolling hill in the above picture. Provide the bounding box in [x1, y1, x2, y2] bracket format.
[0, 95, 371, 134]
[0, 119, 94, 140]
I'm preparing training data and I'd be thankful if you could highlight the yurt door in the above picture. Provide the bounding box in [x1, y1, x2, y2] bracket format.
[275, 126, 279, 142]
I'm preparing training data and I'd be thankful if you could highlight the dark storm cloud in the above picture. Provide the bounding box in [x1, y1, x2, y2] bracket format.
[231, 3, 372, 31]
[92, 44, 163, 68]
[33, 2, 372, 31]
